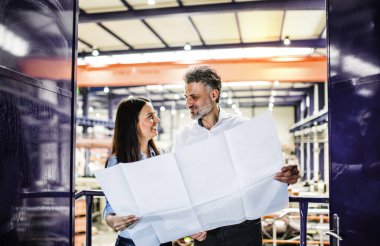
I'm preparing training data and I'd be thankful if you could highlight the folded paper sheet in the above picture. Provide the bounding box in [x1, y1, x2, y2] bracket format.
[95, 112, 288, 245]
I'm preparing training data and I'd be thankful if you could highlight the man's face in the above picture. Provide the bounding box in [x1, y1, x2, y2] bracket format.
[184, 82, 213, 120]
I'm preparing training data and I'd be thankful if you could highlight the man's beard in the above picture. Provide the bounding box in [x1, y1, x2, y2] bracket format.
[190, 99, 213, 120]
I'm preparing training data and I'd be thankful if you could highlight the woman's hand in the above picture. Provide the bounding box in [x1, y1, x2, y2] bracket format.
[105, 214, 139, 231]
[190, 231, 207, 242]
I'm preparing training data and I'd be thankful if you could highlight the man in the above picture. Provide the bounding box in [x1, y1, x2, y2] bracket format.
[173, 65, 300, 246]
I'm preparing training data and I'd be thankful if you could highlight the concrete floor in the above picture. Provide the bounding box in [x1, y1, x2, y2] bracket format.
[90, 223, 118, 246]
[92, 232, 118, 246]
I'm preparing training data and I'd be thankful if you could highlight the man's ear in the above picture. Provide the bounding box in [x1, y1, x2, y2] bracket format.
[210, 89, 219, 102]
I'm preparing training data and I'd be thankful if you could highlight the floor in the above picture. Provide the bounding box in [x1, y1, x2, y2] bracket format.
[89, 223, 118, 246]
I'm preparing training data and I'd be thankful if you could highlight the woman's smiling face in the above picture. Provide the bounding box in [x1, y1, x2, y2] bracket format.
[138, 102, 160, 143]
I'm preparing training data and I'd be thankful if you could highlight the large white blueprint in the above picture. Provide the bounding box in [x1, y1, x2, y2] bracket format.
[95, 112, 288, 245]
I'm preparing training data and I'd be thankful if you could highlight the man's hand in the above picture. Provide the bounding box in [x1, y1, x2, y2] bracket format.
[105, 214, 139, 231]
[190, 231, 207, 242]
[274, 165, 300, 184]
[174, 237, 193, 246]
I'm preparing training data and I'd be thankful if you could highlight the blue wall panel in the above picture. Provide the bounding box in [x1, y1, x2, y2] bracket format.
[328, 0, 380, 244]
[0, 0, 76, 244]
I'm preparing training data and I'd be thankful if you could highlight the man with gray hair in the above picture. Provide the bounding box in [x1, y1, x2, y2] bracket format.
[173, 65, 299, 246]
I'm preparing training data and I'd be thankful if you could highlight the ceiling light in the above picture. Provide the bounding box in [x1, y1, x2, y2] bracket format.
[92, 48, 99, 56]
[163, 84, 184, 89]
[271, 57, 305, 62]
[160, 106, 166, 112]
[143, 52, 179, 62]
[269, 102, 274, 108]
[221, 92, 228, 98]
[89, 47, 314, 65]
[271, 90, 277, 96]
[84, 56, 116, 67]
[243, 47, 313, 58]
[112, 54, 147, 64]
[180, 113, 185, 118]
[269, 97, 275, 103]
[274, 80, 280, 86]
[147, 0, 156, 5]
[104, 87, 109, 93]
[77, 57, 86, 66]
[283, 36, 291, 46]
[175, 50, 210, 62]
[174, 94, 180, 100]
[146, 85, 164, 91]
[208, 48, 245, 59]
[89, 106, 94, 112]
[184, 43, 192, 51]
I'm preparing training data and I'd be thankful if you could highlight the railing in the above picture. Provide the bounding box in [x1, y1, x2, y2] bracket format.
[75, 190, 104, 246]
[289, 196, 329, 246]
[74, 190, 329, 246]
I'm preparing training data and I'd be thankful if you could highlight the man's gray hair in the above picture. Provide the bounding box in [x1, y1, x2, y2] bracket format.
[184, 65, 222, 103]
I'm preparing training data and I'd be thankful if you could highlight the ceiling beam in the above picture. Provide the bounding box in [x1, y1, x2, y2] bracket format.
[235, 12, 243, 44]
[188, 16, 205, 45]
[97, 23, 134, 49]
[78, 39, 326, 57]
[119, 0, 134, 10]
[78, 38, 93, 49]
[17, 57, 326, 84]
[140, 19, 169, 47]
[79, 0, 325, 23]
[279, 10, 286, 40]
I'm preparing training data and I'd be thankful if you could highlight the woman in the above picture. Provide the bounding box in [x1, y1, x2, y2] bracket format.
[104, 97, 171, 246]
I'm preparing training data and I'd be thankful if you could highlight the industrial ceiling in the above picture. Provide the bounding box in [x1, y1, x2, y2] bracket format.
[77, 0, 326, 116]
[78, 0, 326, 55]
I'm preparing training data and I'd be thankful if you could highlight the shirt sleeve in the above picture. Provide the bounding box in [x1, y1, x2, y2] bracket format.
[103, 157, 117, 219]
[103, 200, 115, 219]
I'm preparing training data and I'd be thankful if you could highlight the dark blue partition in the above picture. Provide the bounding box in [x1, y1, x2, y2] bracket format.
[0, 0, 77, 244]
[318, 143, 324, 181]
[317, 83, 325, 111]
[328, 0, 380, 245]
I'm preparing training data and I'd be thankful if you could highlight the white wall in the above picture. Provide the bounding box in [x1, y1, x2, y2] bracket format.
[252, 107, 295, 145]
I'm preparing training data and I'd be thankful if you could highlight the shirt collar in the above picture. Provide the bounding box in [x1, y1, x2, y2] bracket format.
[140, 145, 156, 160]
[218, 106, 230, 122]
[197, 106, 231, 128]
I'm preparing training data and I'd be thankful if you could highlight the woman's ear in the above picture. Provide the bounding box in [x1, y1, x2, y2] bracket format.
[210, 89, 219, 102]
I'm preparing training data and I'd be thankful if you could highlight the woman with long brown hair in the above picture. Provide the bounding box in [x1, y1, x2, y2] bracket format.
[103, 97, 171, 246]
